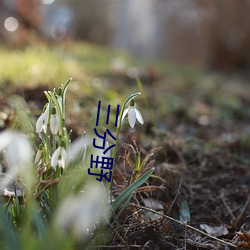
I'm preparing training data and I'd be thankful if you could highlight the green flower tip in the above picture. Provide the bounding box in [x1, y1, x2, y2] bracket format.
[42, 103, 48, 113]
[130, 99, 135, 106]
[59, 139, 66, 148]
[51, 106, 57, 115]
[57, 87, 62, 96]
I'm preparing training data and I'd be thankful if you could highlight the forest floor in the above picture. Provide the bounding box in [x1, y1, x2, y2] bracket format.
[0, 42, 250, 249]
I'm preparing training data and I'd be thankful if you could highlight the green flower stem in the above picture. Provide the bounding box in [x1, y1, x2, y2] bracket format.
[52, 134, 56, 152]
[63, 127, 70, 150]
[61, 78, 72, 127]
[106, 92, 141, 199]
[44, 95, 53, 164]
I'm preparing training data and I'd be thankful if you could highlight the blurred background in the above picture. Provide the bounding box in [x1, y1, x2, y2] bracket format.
[0, 2, 250, 249]
[1, 0, 250, 73]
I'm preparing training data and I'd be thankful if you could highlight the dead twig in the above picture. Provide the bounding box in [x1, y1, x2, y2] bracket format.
[233, 192, 250, 227]
[166, 178, 183, 215]
[129, 203, 237, 249]
[221, 189, 236, 222]
[89, 245, 141, 248]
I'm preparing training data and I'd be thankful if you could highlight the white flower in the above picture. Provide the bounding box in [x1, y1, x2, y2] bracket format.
[51, 145, 67, 169]
[122, 100, 144, 128]
[0, 130, 33, 190]
[67, 134, 92, 164]
[54, 183, 109, 241]
[50, 106, 59, 135]
[36, 104, 50, 133]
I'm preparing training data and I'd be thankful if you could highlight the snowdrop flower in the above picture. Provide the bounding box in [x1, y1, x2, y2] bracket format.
[51, 142, 67, 169]
[122, 99, 144, 128]
[36, 103, 50, 133]
[67, 134, 92, 164]
[50, 106, 59, 135]
[35, 144, 43, 164]
[55, 183, 109, 241]
[57, 87, 63, 111]
[0, 130, 33, 190]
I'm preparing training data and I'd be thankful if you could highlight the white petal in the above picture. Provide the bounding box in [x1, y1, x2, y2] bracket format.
[60, 148, 67, 169]
[128, 108, 136, 128]
[0, 131, 33, 190]
[6, 133, 32, 170]
[58, 159, 65, 169]
[55, 183, 109, 240]
[0, 130, 13, 151]
[36, 104, 50, 133]
[135, 109, 144, 125]
[57, 96, 63, 111]
[36, 113, 45, 133]
[55, 195, 79, 232]
[41, 122, 47, 134]
[68, 135, 92, 163]
[51, 147, 61, 168]
[35, 150, 42, 164]
[122, 107, 129, 120]
[61, 148, 67, 161]
[50, 114, 59, 135]
[44, 104, 50, 119]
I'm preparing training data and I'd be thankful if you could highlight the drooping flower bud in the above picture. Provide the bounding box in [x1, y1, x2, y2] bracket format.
[122, 99, 144, 128]
[51, 140, 67, 169]
[36, 103, 50, 134]
[50, 106, 59, 135]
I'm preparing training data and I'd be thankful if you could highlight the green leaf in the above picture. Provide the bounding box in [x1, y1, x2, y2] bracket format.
[112, 167, 154, 211]
[32, 209, 46, 237]
[135, 152, 141, 173]
[179, 199, 191, 222]
[112, 192, 133, 225]
[62, 78, 72, 98]
[0, 208, 21, 250]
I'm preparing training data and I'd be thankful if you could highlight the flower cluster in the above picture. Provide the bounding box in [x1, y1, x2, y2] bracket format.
[36, 89, 62, 136]
[35, 81, 71, 177]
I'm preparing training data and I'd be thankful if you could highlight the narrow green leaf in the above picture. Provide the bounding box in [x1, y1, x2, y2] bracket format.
[32, 209, 45, 237]
[0, 208, 21, 250]
[112, 192, 133, 225]
[112, 167, 154, 211]
[135, 152, 141, 173]
[62, 78, 72, 97]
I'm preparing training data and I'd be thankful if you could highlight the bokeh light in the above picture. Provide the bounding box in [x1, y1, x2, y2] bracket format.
[50, 24, 67, 40]
[4, 17, 19, 32]
[41, 0, 55, 5]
